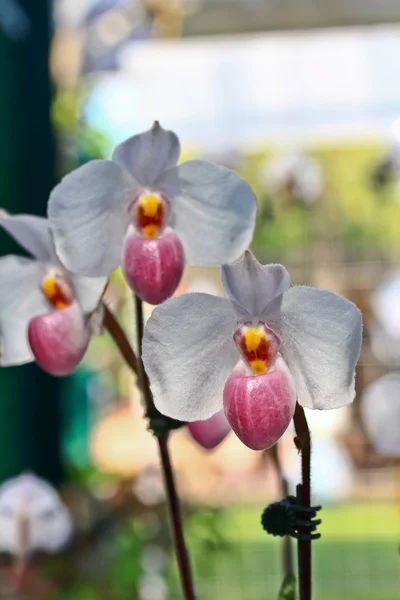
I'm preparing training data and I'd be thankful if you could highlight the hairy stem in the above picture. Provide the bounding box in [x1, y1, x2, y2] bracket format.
[133, 295, 196, 600]
[293, 403, 312, 600]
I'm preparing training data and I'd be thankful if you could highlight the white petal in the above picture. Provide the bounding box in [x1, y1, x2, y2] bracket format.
[48, 160, 134, 276]
[113, 122, 180, 186]
[160, 160, 257, 267]
[70, 273, 108, 315]
[0, 256, 49, 366]
[142, 293, 238, 421]
[0, 211, 53, 262]
[278, 286, 362, 410]
[361, 374, 400, 456]
[222, 251, 290, 319]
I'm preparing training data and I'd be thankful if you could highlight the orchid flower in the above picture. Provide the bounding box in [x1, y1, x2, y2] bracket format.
[0, 211, 107, 375]
[0, 473, 72, 558]
[47, 122, 257, 305]
[142, 251, 362, 451]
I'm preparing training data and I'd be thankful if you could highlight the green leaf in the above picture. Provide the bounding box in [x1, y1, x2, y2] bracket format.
[278, 573, 297, 600]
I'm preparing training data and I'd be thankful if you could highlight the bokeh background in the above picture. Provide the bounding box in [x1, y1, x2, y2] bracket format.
[1, 1, 400, 599]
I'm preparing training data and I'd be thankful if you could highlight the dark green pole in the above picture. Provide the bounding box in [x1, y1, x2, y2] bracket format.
[0, 0, 63, 484]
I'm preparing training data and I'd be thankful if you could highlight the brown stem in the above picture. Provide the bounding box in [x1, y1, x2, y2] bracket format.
[102, 303, 139, 376]
[293, 403, 312, 600]
[133, 296, 153, 407]
[269, 445, 294, 577]
[133, 295, 196, 600]
[158, 435, 196, 600]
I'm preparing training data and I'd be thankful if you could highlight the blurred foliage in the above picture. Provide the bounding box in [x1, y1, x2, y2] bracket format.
[52, 87, 110, 176]
[183, 508, 234, 577]
[2, 502, 398, 599]
[169, 507, 235, 597]
[226, 503, 400, 542]
[103, 520, 142, 598]
[241, 142, 400, 262]
[31, 511, 170, 600]
[49, 518, 144, 600]
[278, 573, 297, 599]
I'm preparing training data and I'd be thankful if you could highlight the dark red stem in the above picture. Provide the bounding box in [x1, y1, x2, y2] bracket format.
[134, 295, 196, 600]
[102, 303, 139, 376]
[158, 435, 196, 600]
[293, 403, 312, 600]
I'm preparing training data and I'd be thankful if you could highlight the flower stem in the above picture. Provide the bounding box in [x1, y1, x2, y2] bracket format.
[293, 403, 312, 600]
[158, 434, 196, 600]
[133, 295, 196, 600]
[102, 303, 139, 376]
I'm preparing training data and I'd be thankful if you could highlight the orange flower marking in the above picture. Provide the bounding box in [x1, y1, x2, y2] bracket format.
[134, 192, 167, 239]
[234, 322, 280, 375]
[41, 275, 72, 310]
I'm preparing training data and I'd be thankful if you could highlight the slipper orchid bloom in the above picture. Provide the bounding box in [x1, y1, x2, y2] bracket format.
[48, 122, 257, 305]
[142, 251, 362, 451]
[0, 212, 107, 375]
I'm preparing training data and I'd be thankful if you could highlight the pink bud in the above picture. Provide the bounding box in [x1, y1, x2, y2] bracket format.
[223, 358, 296, 451]
[122, 228, 185, 305]
[28, 303, 91, 376]
[187, 410, 231, 450]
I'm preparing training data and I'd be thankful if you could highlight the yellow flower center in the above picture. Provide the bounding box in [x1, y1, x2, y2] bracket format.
[134, 192, 168, 239]
[41, 275, 72, 310]
[240, 327, 269, 375]
[234, 322, 281, 376]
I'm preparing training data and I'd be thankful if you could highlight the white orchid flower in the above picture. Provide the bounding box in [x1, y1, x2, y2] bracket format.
[0, 211, 107, 375]
[48, 122, 257, 305]
[142, 251, 362, 451]
[0, 473, 72, 558]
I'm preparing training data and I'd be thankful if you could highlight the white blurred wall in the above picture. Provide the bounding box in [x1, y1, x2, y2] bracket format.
[86, 25, 400, 150]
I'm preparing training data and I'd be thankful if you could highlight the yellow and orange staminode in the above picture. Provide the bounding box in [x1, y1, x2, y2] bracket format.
[41, 274, 72, 310]
[234, 322, 280, 375]
[134, 192, 168, 239]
